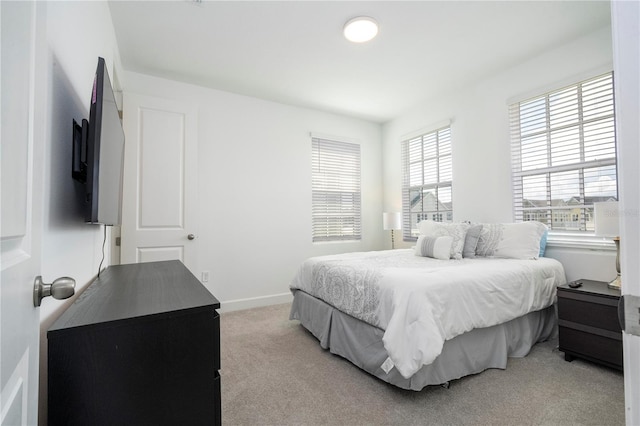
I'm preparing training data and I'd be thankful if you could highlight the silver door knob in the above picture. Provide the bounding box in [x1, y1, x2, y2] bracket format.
[187, 234, 196, 240]
[33, 276, 76, 307]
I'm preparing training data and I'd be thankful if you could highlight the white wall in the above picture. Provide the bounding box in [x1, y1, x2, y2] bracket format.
[37, 2, 123, 424]
[123, 72, 383, 311]
[381, 26, 617, 282]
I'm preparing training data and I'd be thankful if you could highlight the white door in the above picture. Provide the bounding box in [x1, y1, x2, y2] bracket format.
[120, 93, 199, 274]
[1, 2, 43, 424]
[611, 1, 640, 424]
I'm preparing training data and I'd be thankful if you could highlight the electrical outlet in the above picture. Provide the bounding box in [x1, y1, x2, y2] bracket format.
[624, 295, 640, 337]
[201, 271, 209, 283]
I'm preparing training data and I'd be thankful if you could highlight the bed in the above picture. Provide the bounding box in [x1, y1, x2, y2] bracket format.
[289, 221, 566, 390]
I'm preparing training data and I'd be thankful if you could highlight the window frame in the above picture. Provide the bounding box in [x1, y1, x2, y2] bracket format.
[509, 72, 618, 249]
[311, 135, 362, 242]
[401, 125, 453, 242]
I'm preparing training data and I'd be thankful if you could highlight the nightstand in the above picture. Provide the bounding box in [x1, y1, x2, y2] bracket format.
[557, 279, 622, 371]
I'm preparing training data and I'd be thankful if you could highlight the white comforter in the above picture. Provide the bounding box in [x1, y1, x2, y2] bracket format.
[290, 249, 565, 378]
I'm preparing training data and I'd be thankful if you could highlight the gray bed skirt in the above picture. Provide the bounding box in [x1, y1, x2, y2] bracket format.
[290, 290, 557, 391]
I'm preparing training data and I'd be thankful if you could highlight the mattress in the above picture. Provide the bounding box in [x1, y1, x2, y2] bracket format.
[290, 249, 566, 379]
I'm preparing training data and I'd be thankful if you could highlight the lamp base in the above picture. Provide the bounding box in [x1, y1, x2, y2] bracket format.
[608, 274, 621, 290]
[609, 237, 621, 290]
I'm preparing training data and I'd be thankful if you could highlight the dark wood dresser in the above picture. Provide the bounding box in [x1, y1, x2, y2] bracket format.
[48, 260, 221, 426]
[557, 279, 622, 371]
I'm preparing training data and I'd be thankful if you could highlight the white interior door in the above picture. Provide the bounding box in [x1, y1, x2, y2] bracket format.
[121, 93, 199, 274]
[611, 1, 640, 425]
[1, 2, 43, 424]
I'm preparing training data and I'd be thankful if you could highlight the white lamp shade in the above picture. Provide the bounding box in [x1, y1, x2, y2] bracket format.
[383, 212, 402, 230]
[594, 201, 620, 237]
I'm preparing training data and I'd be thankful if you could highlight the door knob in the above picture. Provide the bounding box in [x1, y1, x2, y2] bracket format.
[33, 276, 76, 307]
[187, 234, 196, 240]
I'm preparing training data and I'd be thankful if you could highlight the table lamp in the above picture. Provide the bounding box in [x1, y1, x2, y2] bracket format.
[594, 201, 621, 290]
[383, 212, 402, 249]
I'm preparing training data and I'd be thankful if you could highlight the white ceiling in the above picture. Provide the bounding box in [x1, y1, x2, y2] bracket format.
[109, 1, 611, 123]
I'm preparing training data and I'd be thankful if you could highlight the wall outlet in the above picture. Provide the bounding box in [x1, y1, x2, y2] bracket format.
[201, 271, 209, 283]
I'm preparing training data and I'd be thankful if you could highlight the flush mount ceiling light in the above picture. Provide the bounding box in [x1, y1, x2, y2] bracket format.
[343, 17, 379, 43]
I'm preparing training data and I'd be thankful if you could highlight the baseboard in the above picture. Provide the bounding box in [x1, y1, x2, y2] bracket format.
[220, 292, 293, 313]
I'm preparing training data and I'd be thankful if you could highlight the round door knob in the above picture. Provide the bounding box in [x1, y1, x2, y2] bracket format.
[187, 234, 196, 240]
[33, 276, 76, 307]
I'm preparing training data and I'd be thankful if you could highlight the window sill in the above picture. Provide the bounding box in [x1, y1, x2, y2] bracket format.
[547, 232, 617, 251]
[312, 239, 362, 245]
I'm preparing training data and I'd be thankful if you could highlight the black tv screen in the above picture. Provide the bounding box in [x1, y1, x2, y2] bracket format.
[72, 57, 125, 225]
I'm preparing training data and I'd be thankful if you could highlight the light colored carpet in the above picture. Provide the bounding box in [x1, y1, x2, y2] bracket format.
[220, 303, 625, 425]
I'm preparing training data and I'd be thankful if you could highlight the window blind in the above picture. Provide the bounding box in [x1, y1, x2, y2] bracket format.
[401, 126, 453, 241]
[510, 72, 617, 233]
[311, 137, 361, 242]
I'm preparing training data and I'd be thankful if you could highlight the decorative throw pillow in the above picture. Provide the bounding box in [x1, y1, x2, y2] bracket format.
[539, 229, 548, 257]
[462, 224, 483, 258]
[475, 221, 547, 259]
[417, 220, 469, 259]
[414, 235, 453, 260]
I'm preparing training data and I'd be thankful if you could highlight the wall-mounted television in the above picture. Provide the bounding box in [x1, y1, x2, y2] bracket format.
[72, 57, 125, 225]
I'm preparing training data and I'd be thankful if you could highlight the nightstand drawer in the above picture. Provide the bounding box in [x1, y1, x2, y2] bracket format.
[558, 326, 623, 369]
[557, 296, 620, 333]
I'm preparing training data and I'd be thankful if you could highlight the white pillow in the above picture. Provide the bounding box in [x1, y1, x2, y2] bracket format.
[475, 222, 547, 259]
[462, 224, 483, 258]
[414, 235, 453, 260]
[417, 221, 469, 260]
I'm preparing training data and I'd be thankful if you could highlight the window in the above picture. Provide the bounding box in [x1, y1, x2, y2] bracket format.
[401, 126, 452, 241]
[311, 137, 361, 242]
[510, 72, 617, 237]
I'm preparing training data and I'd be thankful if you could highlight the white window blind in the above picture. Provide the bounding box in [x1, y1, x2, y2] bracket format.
[311, 137, 361, 242]
[510, 72, 618, 234]
[401, 126, 453, 241]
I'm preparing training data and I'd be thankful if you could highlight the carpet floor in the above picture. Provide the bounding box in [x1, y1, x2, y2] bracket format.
[220, 303, 625, 425]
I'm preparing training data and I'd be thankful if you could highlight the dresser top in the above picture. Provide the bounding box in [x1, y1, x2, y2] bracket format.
[49, 260, 220, 335]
